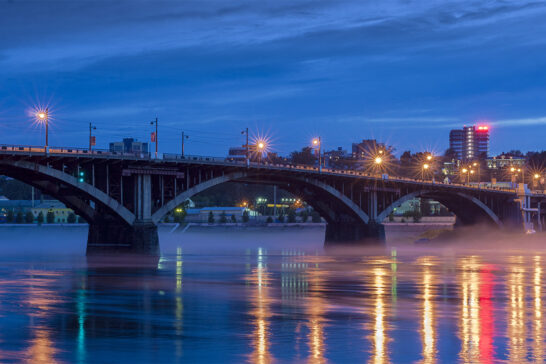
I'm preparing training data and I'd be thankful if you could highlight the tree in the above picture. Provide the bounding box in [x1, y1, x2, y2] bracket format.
[242, 209, 249, 223]
[15, 211, 23, 224]
[230, 214, 237, 223]
[287, 209, 296, 223]
[77, 216, 85, 223]
[37, 211, 44, 224]
[25, 211, 34, 223]
[208, 211, 215, 224]
[266, 216, 273, 223]
[289, 147, 317, 166]
[311, 211, 321, 223]
[6, 210, 14, 223]
[219, 211, 227, 224]
[300, 210, 309, 223]
[67, 212, 77, 223]
[46, 210, 55, 224]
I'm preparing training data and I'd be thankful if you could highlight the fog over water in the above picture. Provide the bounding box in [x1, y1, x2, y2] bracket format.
[0, 225, 545, 363]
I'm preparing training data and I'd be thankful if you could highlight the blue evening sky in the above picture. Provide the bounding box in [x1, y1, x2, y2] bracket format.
[1, 0, 546, 157]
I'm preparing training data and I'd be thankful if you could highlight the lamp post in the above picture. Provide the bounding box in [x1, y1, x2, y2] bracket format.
[89, 122, 96, 152]
[422, 163, 430, 180]
[242, 128, 249, 167]
[461, 168, 470, 184]
[256, 140, 265, 163]
[150, 118, 158, 158]
[312, 137, 322, 172]
[181, 131, 189, 157]
[472, 161, 481, 183]
[36, 108, 49, 152]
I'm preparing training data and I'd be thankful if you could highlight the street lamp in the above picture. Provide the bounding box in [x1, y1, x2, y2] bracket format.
[422, 163, 430, 180]
[256, 140, 266, 163]
[374, 156, 383, 165]
[36, 108, 49, 152]
[312, 137, 322, 172]
[89, 122, 96, 152]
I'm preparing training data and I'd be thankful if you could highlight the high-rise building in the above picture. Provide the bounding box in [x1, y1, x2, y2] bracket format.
[449, 125, 489, 161]
[109, 138, 149, 154]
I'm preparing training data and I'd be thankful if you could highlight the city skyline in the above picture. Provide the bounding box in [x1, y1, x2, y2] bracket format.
[2, 1, 546, 156]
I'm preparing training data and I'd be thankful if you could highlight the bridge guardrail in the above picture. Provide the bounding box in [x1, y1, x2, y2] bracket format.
[0, 146, 521, 193]
[0, 144, 152, 159]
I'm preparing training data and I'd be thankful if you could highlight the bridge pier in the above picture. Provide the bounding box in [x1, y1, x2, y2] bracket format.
[86, 220, 159, 255]
[324, 221, 385, 245]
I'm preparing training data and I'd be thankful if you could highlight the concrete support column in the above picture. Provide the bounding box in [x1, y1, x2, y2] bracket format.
[142, 174, 152, 220]
[87, 220, 159, 255]
[324, 221, 385, 245]
[368, 190, 378, 221]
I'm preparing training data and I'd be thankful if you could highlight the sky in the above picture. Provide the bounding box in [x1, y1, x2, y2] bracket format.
[1, 0, 546, 157]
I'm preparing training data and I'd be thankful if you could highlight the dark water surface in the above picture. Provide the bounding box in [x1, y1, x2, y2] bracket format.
[0, 226, 545, 363]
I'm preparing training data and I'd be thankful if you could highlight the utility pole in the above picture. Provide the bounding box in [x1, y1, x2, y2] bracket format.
[89, 122, 96, 152]
[45, 108, 49, 152]
[242, 128, 249, 167]
[181, 132, 189, 157]
[273, 185, 277, 218]
[151, 118, 158, 158]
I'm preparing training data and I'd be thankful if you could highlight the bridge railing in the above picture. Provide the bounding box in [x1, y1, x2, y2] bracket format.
[0, 145, 521, 193]
[0, 144, 152, 159]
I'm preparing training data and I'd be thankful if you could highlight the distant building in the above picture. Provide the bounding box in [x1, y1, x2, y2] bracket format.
[109, 138, 149, 154]
[31, 201, 75, 223]
[352, 139, 387, 159]
[486, 154, 526, 170]
[324, 147, 348, 167]
[449, 125, 489, 161]
[227, 146, 246, 162]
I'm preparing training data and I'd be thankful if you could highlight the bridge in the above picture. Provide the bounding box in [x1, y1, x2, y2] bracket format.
[0, 144, 544, 255]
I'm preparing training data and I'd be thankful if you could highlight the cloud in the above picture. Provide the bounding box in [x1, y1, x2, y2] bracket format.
[493, 117, 546, 127]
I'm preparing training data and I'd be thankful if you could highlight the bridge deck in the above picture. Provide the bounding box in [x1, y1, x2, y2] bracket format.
[0, 143, 526, 196]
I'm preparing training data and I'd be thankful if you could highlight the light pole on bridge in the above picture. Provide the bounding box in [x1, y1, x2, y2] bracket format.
[151, 118, 158, 158]
[89, 122, 97, 152]
[312, 137, 322, 172]
[36, 108, 49, 153]
[181, 131, 189, 157]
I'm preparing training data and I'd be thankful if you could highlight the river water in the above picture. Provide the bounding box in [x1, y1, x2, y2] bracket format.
[0, 225, 545, 363]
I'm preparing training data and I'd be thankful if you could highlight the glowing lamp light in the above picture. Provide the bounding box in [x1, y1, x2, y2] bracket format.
[510, 167, 516, 172]
[257, 142, 265, 150]
[37, 112, 46, 120]
[534, 174, 541, 179]
[423, 163, 430, 170]
[374, 157, 382, 165]
[426, 155, 432, 161]
[470, 170, 475, 174]
[462, 168, 468, 173]
[477, 125, 489, 131]
[312, 138, 320, 146]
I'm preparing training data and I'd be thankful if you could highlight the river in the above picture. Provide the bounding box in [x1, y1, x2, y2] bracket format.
[0, 225, 544, 363]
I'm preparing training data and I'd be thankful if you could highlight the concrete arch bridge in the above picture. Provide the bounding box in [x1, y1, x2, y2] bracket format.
[0, 145, 542, 254]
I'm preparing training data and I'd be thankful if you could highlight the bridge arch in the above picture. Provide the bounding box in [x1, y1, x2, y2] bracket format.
[151, 172, 370, 225]
[376, 189, 503, 227]
[0, 160, 136, 225]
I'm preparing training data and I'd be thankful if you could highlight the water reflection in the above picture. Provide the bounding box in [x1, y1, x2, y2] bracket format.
[247, 248, 273, 364]
[24, 270, 63, 363]
[367, 265, 390, 364]
[3, 235, 546, 362]
[458, 256, 481, 363]
[175, 247, 184, 358]
[532, 256, 543, 362]
[306, 262, 327, 363]
[418, 257, 437, 364]
[507, 256, 526, 362]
